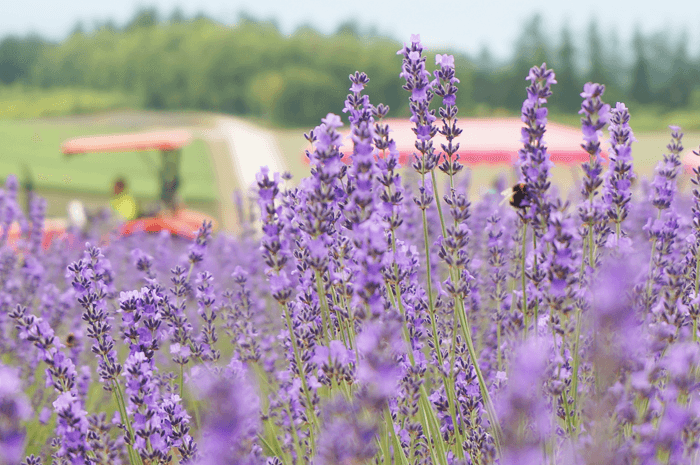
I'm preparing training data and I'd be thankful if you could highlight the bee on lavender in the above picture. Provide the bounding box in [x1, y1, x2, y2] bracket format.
[500, 183, 528, 209]
[65, 333, 77, 348]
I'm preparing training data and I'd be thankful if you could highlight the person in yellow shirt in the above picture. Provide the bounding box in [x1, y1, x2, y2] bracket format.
[110, 177, 139, 221]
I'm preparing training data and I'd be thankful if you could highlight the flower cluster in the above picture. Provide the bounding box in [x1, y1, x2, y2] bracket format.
[3, 35, 700, 465]
[0, 363, 32, 465]
[577, 82, 610, 266]
[603, 102, 636, 244]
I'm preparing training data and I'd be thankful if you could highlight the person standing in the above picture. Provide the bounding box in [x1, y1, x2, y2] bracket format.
[110, 177, 139, 221]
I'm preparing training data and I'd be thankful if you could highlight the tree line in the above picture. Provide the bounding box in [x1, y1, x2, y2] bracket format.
[1, 8, 698, 127]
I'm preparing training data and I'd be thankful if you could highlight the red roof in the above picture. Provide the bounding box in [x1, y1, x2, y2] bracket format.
[304, 118, 605, 165]
[62, 129, 193, 155]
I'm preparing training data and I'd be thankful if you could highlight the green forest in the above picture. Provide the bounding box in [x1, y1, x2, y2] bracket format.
[1, 8, 699, 128]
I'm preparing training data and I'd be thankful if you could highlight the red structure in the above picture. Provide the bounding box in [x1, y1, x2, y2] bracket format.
[4, 129, 216, 251]
[61, 129, 193, 154]
[304, 118, 605, 165]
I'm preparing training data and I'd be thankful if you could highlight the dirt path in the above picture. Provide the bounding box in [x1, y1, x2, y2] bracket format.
[209, 116, 285, 190]
[196, 116, 285, 234]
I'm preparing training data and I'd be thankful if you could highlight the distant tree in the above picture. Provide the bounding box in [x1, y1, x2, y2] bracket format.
[660, 30, 693, 108]
[192, 11, 212, 22]
[366, 25, 379, 38]
[0, 37, 23, 84]
[70, 20, 85, 36]
[602, 29, 628, 105]
[169, 7, 186, 24]
[586, 20, 608, 86]
[100, 19, 118, 32]
[0, 35, 47, 85]
[335, 20, 361, 37]
[293, 24, 321, 38]
[552, 24, 580, 113]
[237, 11, 259, 25]
[471, 45, 497, 107]
[125, 7, 159, 31]
[272, 66, 343, 126]
[504, 13, 549, 110]
[630, 28, 653, 105]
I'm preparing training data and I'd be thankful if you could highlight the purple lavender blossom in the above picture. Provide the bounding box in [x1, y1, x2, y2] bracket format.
[0, 363, 32, 465]
[10, 306, 93, 463]
[643, 126, 684, 315]
[195, 270, 220, 362]
[495, 337, 552, 465]
[517, 63, 556, 226]
[69, 245, 122, 390]
[649, 126, 683, 211]
[577, 82, 610, 265]
[356, 317, 405, 408]
[432, 53, 463, 180]
[314, 397, 378, 465]
[122, 350, 171, 463]
[187, 220, 213, 269]
[397, 34, 439, 178]
[0, 175, 26, 247]
[602, 102, 636, 244]
[193, 362, 262, 465]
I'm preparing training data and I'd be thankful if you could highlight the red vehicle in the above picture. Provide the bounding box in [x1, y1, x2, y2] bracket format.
[4, 129, 218, 250]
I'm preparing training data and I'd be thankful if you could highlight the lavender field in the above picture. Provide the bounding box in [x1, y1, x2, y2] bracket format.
[2, 34, 700, 465]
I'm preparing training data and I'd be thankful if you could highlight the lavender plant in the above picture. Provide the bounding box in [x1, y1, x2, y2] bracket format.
[3, 34, 700, 465]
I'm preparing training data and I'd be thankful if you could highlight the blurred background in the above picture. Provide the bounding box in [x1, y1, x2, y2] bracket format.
[2, 0, 700, 231]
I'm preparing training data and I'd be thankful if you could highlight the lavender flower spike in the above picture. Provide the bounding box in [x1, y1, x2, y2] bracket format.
[0, 363, 32, 465]
[577, 82, 610, 264]
[194, 362, 262, 465]
[517, 63, 556, 226]
[602, 102, 635, 243]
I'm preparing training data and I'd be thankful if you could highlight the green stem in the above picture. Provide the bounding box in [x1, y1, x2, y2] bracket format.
[645, 210, 661, 311]
[381, 407, 391, 465]
[694, 242, 700, 342]
[430, 169, 448, 240]
[283, 402, 306, 462]
[419, 386, 450, 465]
[282, 303, 319, 441]
[113, 381, 142, 465]
[385, 407, 410, 465]
[533, 233, 539, 337]
[589, 221, 595, 269]
[421, 208, 443, 369]
[315, 269, 332, 343]
[455, 299, 503, 456]
[570, 302, 583, 438]
[695, 243, 700, 297]
[179, 363, 184, 397]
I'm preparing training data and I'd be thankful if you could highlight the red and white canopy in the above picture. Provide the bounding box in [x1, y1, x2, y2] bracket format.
[62, 129, 192, 155]
[305, 118, 605, 166]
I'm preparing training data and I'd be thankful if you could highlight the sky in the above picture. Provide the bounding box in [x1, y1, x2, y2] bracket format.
[3, 0, 700, 61]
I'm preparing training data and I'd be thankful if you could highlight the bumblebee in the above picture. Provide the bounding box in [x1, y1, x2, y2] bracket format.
[500, 183, 528, 209]
[65, 333, 77, 348]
